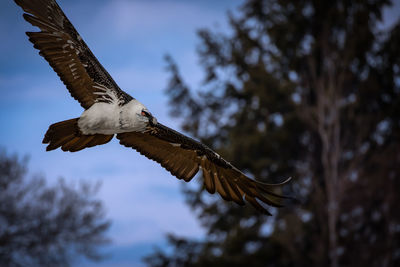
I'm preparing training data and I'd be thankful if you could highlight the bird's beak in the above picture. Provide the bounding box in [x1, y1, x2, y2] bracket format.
[150, 116, 157, 125]
[146, 113, 157, 126]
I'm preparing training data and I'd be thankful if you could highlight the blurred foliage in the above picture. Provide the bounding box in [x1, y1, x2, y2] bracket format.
[0, 150, 110, 267]
[144, 0, 400, 266]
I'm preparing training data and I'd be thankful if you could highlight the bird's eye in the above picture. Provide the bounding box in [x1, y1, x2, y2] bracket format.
[141, 110, 149, 116]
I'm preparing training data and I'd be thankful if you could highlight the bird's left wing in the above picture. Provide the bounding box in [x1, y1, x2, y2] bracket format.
[117, 123, 291, 215]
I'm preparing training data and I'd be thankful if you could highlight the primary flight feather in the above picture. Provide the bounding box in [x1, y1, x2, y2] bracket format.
[15, 0, 291, 215]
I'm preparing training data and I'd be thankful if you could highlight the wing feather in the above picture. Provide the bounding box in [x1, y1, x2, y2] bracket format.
[203, 172, 216, 194]
[118, 131, 199, 182]
[222, 170, 245, 205]
[212, 166, 230, 201]
[15, 0, 133, 109]
[116, 123, 292, 214]
[245, 195, 272, 215]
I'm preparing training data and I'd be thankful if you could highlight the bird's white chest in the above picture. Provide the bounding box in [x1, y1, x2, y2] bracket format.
[77, 100, 147, 135]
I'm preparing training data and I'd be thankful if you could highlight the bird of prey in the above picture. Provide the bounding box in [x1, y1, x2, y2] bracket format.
[15, 0, 291, 214]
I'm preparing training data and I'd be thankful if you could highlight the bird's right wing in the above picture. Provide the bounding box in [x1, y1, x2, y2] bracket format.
[117, 123, 292, 215]
[15, 0, 133, 109]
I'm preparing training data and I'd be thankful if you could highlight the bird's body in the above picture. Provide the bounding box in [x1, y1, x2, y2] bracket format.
[78, 99, 150, 135]
[15, 0, 292, 214]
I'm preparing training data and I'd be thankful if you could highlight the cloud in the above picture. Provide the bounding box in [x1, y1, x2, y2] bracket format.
[94, 0, 225, 39]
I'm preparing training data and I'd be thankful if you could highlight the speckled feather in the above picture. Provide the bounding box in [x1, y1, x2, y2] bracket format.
[15, 0, 133, 109]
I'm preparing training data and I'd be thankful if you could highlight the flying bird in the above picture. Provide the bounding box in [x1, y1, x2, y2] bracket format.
[15, 0, 291, 214]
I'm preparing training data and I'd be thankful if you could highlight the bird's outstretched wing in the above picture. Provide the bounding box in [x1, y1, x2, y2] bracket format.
[117, 123, 291, 215]
[15, 0, 133, 109]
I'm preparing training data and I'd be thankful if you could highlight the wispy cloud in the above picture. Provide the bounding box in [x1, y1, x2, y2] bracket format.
[94, 0, 227, 38]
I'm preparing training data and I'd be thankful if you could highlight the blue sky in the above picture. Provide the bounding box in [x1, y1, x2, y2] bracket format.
[0, 0, 243, 266]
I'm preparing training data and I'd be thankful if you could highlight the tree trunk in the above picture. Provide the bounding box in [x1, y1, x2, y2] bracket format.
[318, 93, 340, 267]
[308, 49, 342, 266]
[316, 65, 341, 267]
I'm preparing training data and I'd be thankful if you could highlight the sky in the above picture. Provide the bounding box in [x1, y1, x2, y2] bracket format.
[0, 0, 244, 266]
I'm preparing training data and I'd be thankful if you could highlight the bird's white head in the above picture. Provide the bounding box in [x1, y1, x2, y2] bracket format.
[120, 99, 157, 131]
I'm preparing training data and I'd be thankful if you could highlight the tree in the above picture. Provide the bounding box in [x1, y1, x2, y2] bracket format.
[145, 0, 400, 266]
[0, 150, 110, 267]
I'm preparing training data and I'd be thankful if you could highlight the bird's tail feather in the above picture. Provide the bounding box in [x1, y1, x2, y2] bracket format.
[43, 118, 113, 152]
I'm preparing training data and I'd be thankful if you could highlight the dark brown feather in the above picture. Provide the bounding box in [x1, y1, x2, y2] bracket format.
[69, 135, 95, 152]
[43, 118, 113, 152]
[202, 167, 216, 194]
[118, 131, 199, 182]
[15, 0, 133, 109]
[245, 195, 272, 215]
[222, 171, 245, 205]
[86, 135, 113, 148]
[46, 134, 75, 151]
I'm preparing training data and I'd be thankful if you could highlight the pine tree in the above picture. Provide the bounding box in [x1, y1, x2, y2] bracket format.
[145, 1, 400, 266]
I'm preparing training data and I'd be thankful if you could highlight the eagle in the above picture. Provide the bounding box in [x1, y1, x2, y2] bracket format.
[15, 0, 291, 215]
